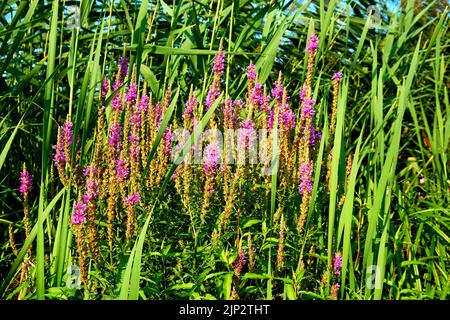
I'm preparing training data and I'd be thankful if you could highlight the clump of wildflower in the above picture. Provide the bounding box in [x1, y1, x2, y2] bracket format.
[111, 92, 124, 111]
[184, 95, 198, 120]
[279, 103, 296, 131]
[271, 78, 285, 105]
[72, 200, 87, 225]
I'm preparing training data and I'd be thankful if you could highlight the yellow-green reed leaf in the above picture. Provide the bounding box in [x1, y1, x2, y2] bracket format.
[0, 112, 26, 172]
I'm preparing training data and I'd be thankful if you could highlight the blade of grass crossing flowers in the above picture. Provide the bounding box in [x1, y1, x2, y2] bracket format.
[37, 0, 59, 299]
[327, 77, 348, 294]
[337, 123, 365, 299]
[0, 112, 26, 172]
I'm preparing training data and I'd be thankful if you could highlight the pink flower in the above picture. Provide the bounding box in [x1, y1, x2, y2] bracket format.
[72, 201, 87, 225]
[306, 34, 318, 54]
[111, 92, 123, 111]
[129, 134, 140, 159]
[205, 84, 220, 111]
[125, 82, 137, 104]
[301, 98, 315, 119]
[102, 77, 109, 99]
[62, 121, 73, 146]
[108, 124, 122, 149]
[271, 80, 285, 104]
[238, 119, 256, 150]
[333, 252, 343, 275]
[332, 71, 343, 81]
[250, 83, 264, 110]
[203, 143, 220, 176]
[299, 161, 313, 195]
[213, 51, 225, 74]
[116, 158, 129, 180]
[124, 192, 141, 206]
[247, 63, 256, 81]
[139, 94, 149, 113]
[163, 128, 173, 156]
[19, 168, 32, 196]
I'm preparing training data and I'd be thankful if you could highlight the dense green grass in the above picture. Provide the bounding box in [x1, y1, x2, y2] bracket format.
[0, 0, 449, 300]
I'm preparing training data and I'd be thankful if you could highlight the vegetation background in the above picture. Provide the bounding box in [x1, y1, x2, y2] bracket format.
[0, 0, 449, 300]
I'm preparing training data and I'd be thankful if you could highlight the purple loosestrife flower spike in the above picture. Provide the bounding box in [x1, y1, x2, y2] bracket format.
[301, 98, 315, 119]
[129, 134, 140, 159]
[124, 192, 141, 206]
[333, 253, 343, 275]
[299, 161, 313, 195]
[119, 57, 129, 81]
[111, 93, 124, 111]
[271, 80, 284, 105]
[125, 82, 137, 104]
[164, 128, 174, 156]
[116, 158, 129, 180]
[306, 34, 318, 54]
[102, 77, 109, 99]
[279, 104, 296, 131]
[232, 249, 248, 269]
[19, 168, 32, 196]
[62, 121, 73, 146]
[213, 51, 225, 74]
[239, 120, 256, 150]
[250, 83, 264, 110]
[72, 201, 87, 225]
[154, 103, 163, 127]
[204, 143, 220, 176]
[139, 94, 149, 113]
[108, 124, 122, 149]
[247, 63, 256, 81]
[332, 71, 343, 81]
[83, 179, 99, 203]
[184, 96, 198, 118]
[205, 85, 220, 111]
